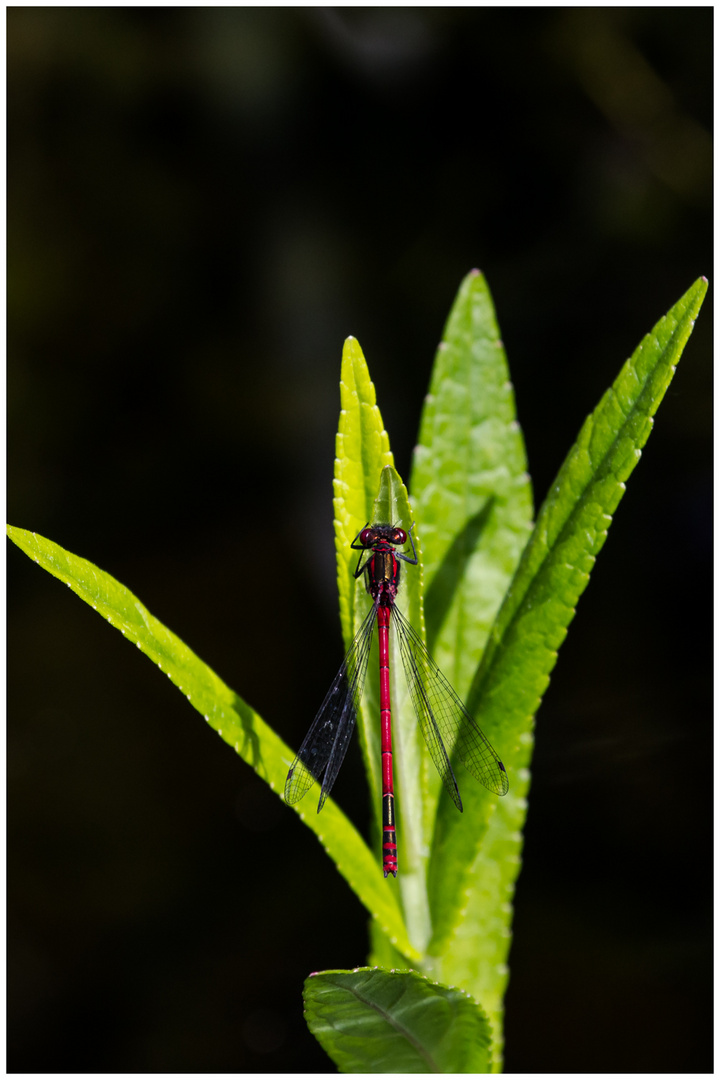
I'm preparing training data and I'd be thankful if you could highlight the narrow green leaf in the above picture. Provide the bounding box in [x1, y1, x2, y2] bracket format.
[6, 524, 420, 962]
[369, 466, 434, 951]
[304, 967, 493, 1073]
[334, 336, 394, 647]
[332, 339, 396, 857]
[426, 277, 708, 1049]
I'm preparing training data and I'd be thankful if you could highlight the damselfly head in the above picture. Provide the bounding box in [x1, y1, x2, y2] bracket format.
[358, 524, 408, 548]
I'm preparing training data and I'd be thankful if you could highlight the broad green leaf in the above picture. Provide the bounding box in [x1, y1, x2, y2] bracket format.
[426, 277, 708, 1054]
[381, 270, 531, 1063]
[6, 524, 420, 962]
[408, 271, 534, 986]
[410, 269, 533, 697]
[304, 967, 492, 1073]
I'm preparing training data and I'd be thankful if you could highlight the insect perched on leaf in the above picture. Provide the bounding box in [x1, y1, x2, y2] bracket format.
[285, 523, 508, 877]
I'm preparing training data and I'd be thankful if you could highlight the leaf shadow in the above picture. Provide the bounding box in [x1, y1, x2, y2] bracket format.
[230, 692, 264, 770]
[424, 496, 496, 654]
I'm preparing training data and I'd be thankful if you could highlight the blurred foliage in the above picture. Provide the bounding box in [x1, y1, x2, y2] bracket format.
[8, 8, 710, 1073]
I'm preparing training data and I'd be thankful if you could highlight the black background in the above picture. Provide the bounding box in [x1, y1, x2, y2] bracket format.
[8, 8, 711, 1073]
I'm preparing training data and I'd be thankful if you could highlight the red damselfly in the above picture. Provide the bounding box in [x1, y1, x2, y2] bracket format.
[284, 523, 508, 877]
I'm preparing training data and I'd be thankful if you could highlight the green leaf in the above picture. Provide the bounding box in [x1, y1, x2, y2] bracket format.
[371, 271, 530, 1054]
[6, 524, 420, 962]
[425, 276, 708, 1050]
[331, 347, 439, 949]
[332, 340, 396, 863]
[370, 467, 434, 950]
[408, 272, 533, 967]
[376, 272, 533, 966]
[411, 269, 533, 697]
[334, 336, 394, 648]
[303, 967, 493, 1073]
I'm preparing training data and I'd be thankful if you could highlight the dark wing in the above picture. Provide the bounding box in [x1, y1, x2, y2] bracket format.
[391, 604, 508, 811]
[284, 603, 377, 812]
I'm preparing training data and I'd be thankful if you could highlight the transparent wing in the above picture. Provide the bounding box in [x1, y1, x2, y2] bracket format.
[391, 605, 509, 811]
[284, 603, 377, 812]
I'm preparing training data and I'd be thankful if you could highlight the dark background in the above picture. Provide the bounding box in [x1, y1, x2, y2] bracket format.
[8, 8, 711, 1073]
